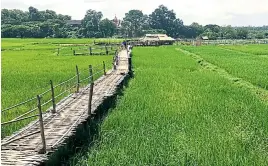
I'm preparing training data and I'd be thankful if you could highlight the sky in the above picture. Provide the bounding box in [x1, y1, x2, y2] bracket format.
[1, 0, 268, 26]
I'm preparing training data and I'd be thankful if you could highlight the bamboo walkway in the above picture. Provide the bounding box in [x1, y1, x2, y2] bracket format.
[1, 49, 131, 166]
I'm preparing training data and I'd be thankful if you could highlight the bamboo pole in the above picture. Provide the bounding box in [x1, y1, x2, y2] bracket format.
[105, 46, 108, 55]
[88, 65, 94, 116]
[37, 95, 46, 154]
[103, 61, 106, 75]
[89, 47, 92, 55]
[50, 80, 56, 113]
[76, 65, 80, 93]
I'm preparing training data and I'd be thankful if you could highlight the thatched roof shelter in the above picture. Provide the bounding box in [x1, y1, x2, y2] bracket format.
[140, 34, 175, 42]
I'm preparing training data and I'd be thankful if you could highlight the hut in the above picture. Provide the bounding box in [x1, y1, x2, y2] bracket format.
[139, 34, 175, 46]
[201, 36, 209, 40]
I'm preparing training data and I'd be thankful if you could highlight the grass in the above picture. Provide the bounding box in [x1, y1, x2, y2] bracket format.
[1, 38, 114, 137]
[70, 46, 268, 165]
[179, 45, 268, 90]
[221, 44, 268, 55]
[1, 38, 124, 50]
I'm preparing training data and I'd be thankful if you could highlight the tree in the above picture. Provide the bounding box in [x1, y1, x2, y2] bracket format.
[123, 10, 144, 37]
[99, 18, 116, 37]
[1, 6, 267, 39]
[221, 25, 237, 39]
[172, 18, 184, 38]
[149, 5, 183, 37]
[141, 14, 150, 30]
[236, 28, 249, 39]
[256, 32, 264, 39]
[28, 6, 41, 21]
[264, 32, 268, 38]
[44, 10, 57, 20]
[81, 9, 103, 37]
[120, 21, 132, 37]
[204, 24, 221, 33]
[58, 14, 71, 21]
[190, 22, 204, 37]
[1, 9, 29, 25]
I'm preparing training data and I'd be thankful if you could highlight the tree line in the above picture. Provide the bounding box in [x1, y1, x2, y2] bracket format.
[2, 5, 268, 39]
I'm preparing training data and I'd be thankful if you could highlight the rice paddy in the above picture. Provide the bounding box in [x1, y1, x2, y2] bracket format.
[179, 45, 268, 90]
[1, 39, 268, 165]
[70, 45, 268, 165]
[1, 39, 114, 137]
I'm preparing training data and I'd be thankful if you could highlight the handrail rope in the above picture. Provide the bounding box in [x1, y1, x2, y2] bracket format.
[2, 74, 79, 113]
[2, 50, 119, 128]
[93, 63, 104, 68]
[92, 70, 103, 77]
[2, 92, 74, 142]
[57, 79, 77, 93]
[54, 84, 77, 99]
[92, 67, 103, 72]
[13, 107, 38, 121]
[39, 89, 51, 97]
[1, 54, 115, 120]
[54, 75, 77, 89]
[80, 76, 92, 83]
[1, 96, 37, 113]
[41, 98, 53, 107]
[1, 114, 39, 126]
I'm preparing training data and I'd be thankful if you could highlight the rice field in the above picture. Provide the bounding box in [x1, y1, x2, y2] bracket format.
[1, 38, 123, 50]
[70, 45, 268, 165]
[1, 39, 114, 137]
[179, 45, 268, 90]
[2, 39, 268, 165]
[221, 44, 268, 55]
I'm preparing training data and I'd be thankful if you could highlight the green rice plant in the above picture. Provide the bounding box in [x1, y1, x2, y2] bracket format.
[221, 44, 268, 55]
[1, 39, 113, 137]
[1, 38, 124, 50]
[70, 46, 268, 165]
[179, 45, 268, 90]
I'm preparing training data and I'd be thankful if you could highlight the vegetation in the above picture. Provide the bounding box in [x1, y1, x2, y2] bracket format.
[2, 5, 268, 39]
[222, 44, 268, 55]
[1, 39, 113, 137]
[179, 45, 268, 90]
[70, 46, 268, 165]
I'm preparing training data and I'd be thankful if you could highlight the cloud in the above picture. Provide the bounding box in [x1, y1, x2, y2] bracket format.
[1, 0, 268, 26]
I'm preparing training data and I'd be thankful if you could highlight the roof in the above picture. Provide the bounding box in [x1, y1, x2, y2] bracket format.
[141, 34, 175, 41]
[67, 20, 82, 25]
[201, 36, 209, 40]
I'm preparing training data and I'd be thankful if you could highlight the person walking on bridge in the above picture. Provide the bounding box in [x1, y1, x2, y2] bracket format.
[122, 40, 127, 49]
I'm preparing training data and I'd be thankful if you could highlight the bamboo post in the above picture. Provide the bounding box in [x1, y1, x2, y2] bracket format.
[113, 52, 117, 70]
[76, 65, 80, 93]
[88, 65, 94, 116]
[128, 51, 132, 74]
[105, 46, 108, 55]
[103, 61, 106, 75]
[89, 47, 92, 55]
[73, 50, 76, 56]
[37, 95, 46, 154]
[89, 65, 93, 83]
[57, 48, 60, 56]
[50, 80, 56, 114]
[113, 59, 116, 70]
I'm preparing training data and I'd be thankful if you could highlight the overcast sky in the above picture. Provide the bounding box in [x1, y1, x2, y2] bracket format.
[1, 0, 268, 26]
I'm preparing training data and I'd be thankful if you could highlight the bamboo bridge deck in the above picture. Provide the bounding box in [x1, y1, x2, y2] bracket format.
[1, 49, 131, 166]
